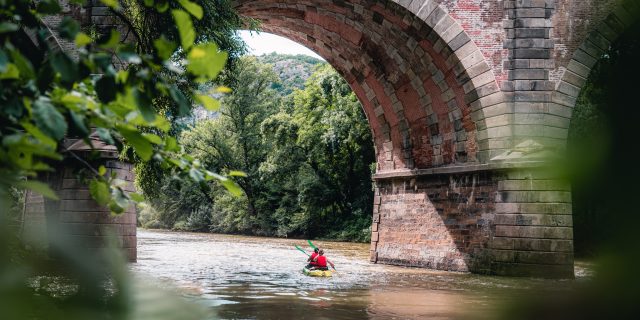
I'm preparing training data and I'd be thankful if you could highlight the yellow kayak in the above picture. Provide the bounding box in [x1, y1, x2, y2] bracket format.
[302, 267, 332, 277]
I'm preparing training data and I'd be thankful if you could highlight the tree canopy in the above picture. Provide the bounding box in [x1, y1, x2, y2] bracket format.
[141, 60, 375, 241]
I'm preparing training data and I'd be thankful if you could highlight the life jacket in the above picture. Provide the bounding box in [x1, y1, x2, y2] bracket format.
[315, 255, 327, 268]
[309, 252, 318, 265]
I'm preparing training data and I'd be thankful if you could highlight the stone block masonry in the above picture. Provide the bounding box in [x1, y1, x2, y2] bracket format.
[372, 165, 574, 278]
[41, 157, 137, 262]
[372, 170, 498, 273]
[490, 166, 574, 278]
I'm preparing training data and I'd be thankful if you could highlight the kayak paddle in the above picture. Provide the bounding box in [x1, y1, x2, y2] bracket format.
[307, 239, 318, 250]
[295, 245, 310, 257]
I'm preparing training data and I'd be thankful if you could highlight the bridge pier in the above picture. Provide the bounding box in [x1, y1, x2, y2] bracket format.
[23, 142, 137, 262]
[371, 162, 574, 278]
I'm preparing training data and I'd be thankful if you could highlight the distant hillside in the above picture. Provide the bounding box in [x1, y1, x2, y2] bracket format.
[256, 52, 325, 95]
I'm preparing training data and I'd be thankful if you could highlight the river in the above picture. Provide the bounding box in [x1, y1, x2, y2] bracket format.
[130, 229, 593, 320]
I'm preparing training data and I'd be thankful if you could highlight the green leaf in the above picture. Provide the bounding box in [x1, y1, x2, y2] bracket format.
[215, 86, 232, 93]
[51, 52, 79, 86]
[10, 50, 35, 79]
[4, 97, 23, 118]
[129, 192, 145, 202]
[155, 0, 169, 12]
[134, 89, 155, 121]
[95, 75, 117, 103]
[112, 187, 129, 209]
[221, 179, 243, 197]
[228, 170, 247, 177]
[99, 165, 107, 176]
[177, 0, 203, 19]
[118, 126, 153, 161]
[15, 180, 59, 200]
[196, 95, 220, 111]
[172, 10, 195, 50]
[89, 179, 111, 206]
[69, 111, 90, 136]
[168, 85, 190, 116]
[109, 202, 125, 214]
[164, 136, 179, 152]
[59, 93, 86, 111]
[32, 97, 67, 140]
[100, 0, 119, 9]
[0, 22, 19, 33]
[187, 43, 228, 81]
[75, 32, 92, 47]
[98, 29, 120, 49]
[96, 128, 115, 145]
[58, 17, 80, 40]
[0, 63, 19, 79]
[0, 49, 7, 72]
[153, 36, 177, 60]
[36, 0, 62, 14]
[152, 116, 171, 132]
[142, 133, 163, 145]
[21, 121, 57, 148]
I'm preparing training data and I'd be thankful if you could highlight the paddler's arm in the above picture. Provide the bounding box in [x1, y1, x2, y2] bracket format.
[327, 259, 335, 269]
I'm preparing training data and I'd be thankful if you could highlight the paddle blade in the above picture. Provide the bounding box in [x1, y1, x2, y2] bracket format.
[307, 240, 318, 250]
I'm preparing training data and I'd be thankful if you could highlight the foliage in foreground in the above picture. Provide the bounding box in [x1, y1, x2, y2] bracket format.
[0, 0, 242, 213]
[1, 0, 241, 318]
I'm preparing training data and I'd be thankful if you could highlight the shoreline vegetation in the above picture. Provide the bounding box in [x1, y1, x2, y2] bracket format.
[136, 54, 375, 243]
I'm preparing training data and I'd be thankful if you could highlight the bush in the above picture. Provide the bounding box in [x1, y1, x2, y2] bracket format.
[137, 204, 160, 228]
[210, 193, 250, 234]
[186, 205, 212, 232]
[172, 220, 189, 231]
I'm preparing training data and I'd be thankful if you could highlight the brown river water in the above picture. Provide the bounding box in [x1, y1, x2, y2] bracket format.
[130, 229, 593, 320]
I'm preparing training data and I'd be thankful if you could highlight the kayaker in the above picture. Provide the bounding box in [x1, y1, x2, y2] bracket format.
[306, 248, 319, 268]
[311, 249, 335, 270]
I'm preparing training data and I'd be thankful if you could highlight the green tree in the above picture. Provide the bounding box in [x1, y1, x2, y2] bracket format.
[179, 56, 279, 232]
[261, 65, 375, 240]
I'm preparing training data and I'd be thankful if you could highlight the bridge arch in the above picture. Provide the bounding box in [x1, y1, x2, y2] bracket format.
[234, 0, 503, 170]
[30, 0, 636, 278]
[552, 0, 639, 142]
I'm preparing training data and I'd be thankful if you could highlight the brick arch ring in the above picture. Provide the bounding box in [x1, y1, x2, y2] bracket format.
[551, 0, 640, 144]
[234, 0, 504, 172]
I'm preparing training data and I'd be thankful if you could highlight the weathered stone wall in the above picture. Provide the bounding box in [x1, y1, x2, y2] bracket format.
[371, 171, 497, 273]
[552, 0, 620, 81]
[42, 159, 137, 262]
[490, 167, 574, 278]
[371, 166, 574, 277]
[22, 191, 47, 249]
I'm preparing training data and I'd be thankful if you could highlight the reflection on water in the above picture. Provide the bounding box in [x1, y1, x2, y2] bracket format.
[131, 229, 589, 319]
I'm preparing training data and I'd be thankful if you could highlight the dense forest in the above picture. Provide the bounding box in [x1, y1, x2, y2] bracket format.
[137, 55, 375, 242]
[257, 52, 325, 95]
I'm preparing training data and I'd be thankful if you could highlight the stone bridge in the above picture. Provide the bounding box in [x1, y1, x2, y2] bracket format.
[25, 0, 639, 278]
